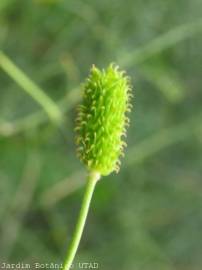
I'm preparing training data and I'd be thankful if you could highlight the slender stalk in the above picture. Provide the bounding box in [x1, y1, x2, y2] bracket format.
[63, 171, 100, 270]
[0, 50, 62, 124]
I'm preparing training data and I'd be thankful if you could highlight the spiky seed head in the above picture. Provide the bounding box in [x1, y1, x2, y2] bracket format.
[75, 63, 132, 176]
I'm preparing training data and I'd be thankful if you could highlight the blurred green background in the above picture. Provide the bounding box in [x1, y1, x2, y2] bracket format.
[0, 0, 202, 269]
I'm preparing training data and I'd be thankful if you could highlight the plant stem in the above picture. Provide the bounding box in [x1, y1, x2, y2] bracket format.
[0, 50, 62, 124]
[63, 171, 100, 270]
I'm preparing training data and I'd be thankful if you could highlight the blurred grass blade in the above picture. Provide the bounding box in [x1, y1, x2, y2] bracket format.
[0, 86, 79, 137]
[40, 110, 202, 207]
[41, 170, 85, 208]
[1, 20, 202, 135]
[126, 113, 202, 166]
[40, 111, 202, 207]
[0, 152, 41, 259]
[121, 19, 202, 66]
[0, 51, 62, 123]
[140, 63, 184, 103]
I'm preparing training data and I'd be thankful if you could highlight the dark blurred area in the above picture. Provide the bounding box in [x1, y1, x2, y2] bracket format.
[0, 0, 202, 269]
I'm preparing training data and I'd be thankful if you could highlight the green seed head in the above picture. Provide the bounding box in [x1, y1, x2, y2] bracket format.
[75, 64, 132, 176]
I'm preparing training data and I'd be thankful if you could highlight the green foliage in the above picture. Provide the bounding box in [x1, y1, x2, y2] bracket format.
[0, 0, 202, 269]
[76, 64, 131, 175]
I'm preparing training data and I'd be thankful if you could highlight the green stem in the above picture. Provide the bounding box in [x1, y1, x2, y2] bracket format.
[63, 171, 100, 270]
[0, 50, 62, 124]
